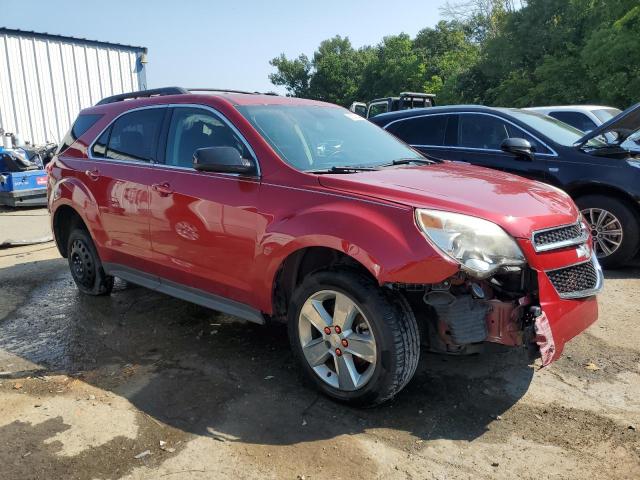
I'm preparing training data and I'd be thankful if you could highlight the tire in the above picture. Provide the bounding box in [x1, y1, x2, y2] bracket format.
[288, 269, 420, 407]
[576, 195, 640, 269]
[67, 227, 114, 296]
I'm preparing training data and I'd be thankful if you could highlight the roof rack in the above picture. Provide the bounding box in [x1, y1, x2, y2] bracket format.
[188, 88, 256, 95]
[95, 87, 188, 106]
[95, 86, 279, 106]
[399, 92, 436, 98]
[188, 88, 279, 96]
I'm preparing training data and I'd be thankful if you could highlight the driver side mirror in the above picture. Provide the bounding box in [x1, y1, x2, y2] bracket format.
[193, 147, 256, 175]
[501, 138, 534, 161]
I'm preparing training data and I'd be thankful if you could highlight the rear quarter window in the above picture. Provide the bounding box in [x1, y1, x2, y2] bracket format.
[91, 108, 166, 162]
[57, 114, 103, 154]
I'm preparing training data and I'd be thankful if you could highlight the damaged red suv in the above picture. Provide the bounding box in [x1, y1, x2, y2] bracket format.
[48, 87, 603, 406]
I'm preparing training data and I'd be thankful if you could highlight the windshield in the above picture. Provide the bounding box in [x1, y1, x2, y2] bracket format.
[507, 109, 606, 147]
[236, 104, 423, 171]
[593, 108, 622, 123]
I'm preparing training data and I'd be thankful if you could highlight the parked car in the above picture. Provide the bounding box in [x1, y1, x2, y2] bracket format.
[526, 105, 621, 133]
[48, 87, 602, 406]
[349, 92, 436, 118]
[371, 104, 640, 268]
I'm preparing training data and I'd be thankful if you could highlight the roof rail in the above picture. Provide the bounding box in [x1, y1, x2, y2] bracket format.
[187, 88, 279, 96]
[399, 92, 436, 98]
[188, 88, 256, 95]
[95, 87, 188, 106]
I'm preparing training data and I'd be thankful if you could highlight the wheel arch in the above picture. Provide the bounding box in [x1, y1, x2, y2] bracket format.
[566, 182, 640, 221]
[52, 204, 90, 258]
[271, 246, 378, 322]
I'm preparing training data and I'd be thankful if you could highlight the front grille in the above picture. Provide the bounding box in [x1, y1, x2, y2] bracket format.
[547, 260, 599, 298]
[533, 223, 585, 252]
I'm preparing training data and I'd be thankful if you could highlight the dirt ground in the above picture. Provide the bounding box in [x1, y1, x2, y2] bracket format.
[0, 233, 639, 479]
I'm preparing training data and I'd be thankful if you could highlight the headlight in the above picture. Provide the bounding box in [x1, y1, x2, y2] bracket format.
[415, 209, 525, 277]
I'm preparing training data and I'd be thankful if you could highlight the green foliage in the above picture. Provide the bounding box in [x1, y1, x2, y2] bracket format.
[269, 1, 640, 109]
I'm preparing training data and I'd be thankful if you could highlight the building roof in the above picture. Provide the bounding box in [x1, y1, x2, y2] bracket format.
[0, 27, 147, 52]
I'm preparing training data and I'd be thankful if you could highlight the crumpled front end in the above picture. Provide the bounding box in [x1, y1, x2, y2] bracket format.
[520, 226, 603, 364]
[393, 218, 603, 365]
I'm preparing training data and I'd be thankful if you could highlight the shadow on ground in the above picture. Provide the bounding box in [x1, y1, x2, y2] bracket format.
[1, 258, 539, 449]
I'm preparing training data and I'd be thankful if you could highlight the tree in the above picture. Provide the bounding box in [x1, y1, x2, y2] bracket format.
[582, 5, 640, 107]
[269, 54, 312, 98]
[268, 0, 640, 109]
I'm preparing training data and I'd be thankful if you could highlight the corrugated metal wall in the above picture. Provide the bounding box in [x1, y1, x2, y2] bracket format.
[0, 29, 147, 146]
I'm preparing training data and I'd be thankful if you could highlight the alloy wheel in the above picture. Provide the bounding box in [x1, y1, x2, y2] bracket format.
[297, 290, 377, 391]
[581, 207, 623, 258]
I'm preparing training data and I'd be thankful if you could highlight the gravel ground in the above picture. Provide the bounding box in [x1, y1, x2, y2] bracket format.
[0, 239, 638, 480]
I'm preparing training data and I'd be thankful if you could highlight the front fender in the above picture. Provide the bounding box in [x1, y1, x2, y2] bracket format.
[254, 199, 459, 312]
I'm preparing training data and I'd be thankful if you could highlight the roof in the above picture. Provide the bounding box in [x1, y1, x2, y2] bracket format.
[526, 105, 617, 112]
[84, 88, 338, 114]
[0, 27, 147, 52]
[217, 93, 333, 107]
[369, 104, 502, 124]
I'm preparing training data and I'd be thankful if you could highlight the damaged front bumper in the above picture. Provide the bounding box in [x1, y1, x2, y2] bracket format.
[415, 247, 603, 366]
[533, 252, 602, 365]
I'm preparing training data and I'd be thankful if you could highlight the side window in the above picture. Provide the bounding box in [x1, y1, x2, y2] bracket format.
[505, 124, 552, 155]
[58, 114, 103, 155]
[386, 115, 448, 146]
[458, 114, 511, 150]
[91, 127, 111, 158]
[94, 108, 165, 163]
[368, 103, 388, 118]
[548, 111, 597, 132]
[165, 107, 252, 168]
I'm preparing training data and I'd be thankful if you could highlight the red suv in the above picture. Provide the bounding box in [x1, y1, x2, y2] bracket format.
[48, 87, 603, 406]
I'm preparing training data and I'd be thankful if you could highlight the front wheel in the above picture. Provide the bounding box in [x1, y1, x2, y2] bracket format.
[576, 195, 640, 269]
[288, 269, 420, 407]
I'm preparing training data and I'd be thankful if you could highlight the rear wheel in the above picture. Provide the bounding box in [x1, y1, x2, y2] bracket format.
[67, 228, 113, 296]
[576, 195, 640, 268]
[288, 269, 419, 407]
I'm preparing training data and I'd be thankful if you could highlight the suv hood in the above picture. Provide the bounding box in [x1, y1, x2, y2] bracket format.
[575, 101, 640, 148]
[318, 162, 579, 239]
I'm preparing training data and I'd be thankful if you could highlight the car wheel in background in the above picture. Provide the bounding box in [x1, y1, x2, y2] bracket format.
[67, 228, 114, 295]
[576, 194, 640, 268]
[288, 269, 419, 407]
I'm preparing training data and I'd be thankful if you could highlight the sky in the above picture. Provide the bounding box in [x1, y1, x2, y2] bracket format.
[3, 0, 449, 94]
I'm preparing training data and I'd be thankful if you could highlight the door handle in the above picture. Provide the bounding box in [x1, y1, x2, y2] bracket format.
[85, 168, 100, 181]
[152, 182, 174, 196]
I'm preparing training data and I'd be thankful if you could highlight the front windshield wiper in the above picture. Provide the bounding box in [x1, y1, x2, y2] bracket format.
[379, 158, 437, 167]
[307, 165, 380, 174]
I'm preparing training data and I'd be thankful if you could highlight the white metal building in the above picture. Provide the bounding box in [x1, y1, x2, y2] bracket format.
[0, 28, 148, 146]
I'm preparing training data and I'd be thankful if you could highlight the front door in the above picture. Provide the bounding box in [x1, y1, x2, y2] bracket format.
[444, 113, 550, 183]
[148, 106, 263, 306]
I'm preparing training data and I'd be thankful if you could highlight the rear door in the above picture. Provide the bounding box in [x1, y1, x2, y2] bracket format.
[384, 113, 452, 160]
[87, 106, 168, 273]
[148, 105, 263, 306]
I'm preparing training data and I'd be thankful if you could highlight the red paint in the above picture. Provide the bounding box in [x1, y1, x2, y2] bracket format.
[484, 299, 523, 347]
[48, 93, 599, 363]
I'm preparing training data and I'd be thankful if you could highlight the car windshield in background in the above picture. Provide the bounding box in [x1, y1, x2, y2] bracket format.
[236, 105, 423, 171]
[593, 108, 622, 123]
[507, 109, 606, 148]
